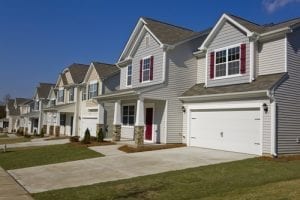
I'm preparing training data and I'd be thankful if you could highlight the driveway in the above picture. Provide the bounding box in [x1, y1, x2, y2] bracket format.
[9, 146, 255, 193]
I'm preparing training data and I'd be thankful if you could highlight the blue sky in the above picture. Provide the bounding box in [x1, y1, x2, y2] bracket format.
[0, 0, 299, 99]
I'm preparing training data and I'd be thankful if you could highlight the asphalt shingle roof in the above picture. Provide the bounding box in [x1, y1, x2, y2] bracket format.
[92, 62, 120, 80]
[68, 63, 89, 84]
[37, 83, 55, 99]
[181, 73, 286, 97]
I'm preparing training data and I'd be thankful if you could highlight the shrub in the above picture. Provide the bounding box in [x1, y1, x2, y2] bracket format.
[90, 136, 97, 142]
[24, 133, 31, 138]
[33, 129, 37, 136]
[97, 128, 104, 142]
[81, 128, 91, 144]
[40, 128, 45, 138]
[70, 136, 80, 143]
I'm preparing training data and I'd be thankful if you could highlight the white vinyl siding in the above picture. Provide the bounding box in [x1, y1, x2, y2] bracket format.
[206, 21, 250, 87]
[257, 37, 286, 75]
[126, 65, 132, 86]
[197, 57, 206, 83]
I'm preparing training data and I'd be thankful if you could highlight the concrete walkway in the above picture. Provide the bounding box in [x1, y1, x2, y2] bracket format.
[0, 167, 33, 200]
[9, 146, 255, 193]
[4, 138, 69, 149]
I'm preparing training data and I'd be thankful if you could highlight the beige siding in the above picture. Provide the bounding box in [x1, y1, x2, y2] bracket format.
[206, 21, 250, 87]
[58, 78, 64, 87]
[65, 71, 73, 84]
[197, 57, 206, 83]
[87, 67, 99, 82]
[257, 37, 285, 75]
[275, 29, 300, 154]
[120, 32, 163, 90]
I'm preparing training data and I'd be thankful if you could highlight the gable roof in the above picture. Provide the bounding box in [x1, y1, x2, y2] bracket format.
[36, 83, 55, 99]
[92, 62, 120, 80]
[200, 13, 300, 50]
[118, 17, 199, 62]
[15, 98, 31, 106]
[142, 17, 198, 45]
[7, 99, 19, 115]
[181, 73, 286, 98]
[56, 63, 89, 87]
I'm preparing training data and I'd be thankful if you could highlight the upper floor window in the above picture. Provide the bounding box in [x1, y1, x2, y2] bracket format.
[139, 56, 154, 83]
[122, 105, 135, 126]
[82, 87, 87, 101]
[69, 88, 74, 102]
[127, 65, 132, 86]
[58, 89, 64, 103]
[34, 101, 39, 111]
[215, 46, 240, 78]
[88, 82, 98, 99]
[50, 99, 56, 107]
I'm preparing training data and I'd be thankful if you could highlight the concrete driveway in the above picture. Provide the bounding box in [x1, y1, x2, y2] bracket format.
[9, 146, 255, 193]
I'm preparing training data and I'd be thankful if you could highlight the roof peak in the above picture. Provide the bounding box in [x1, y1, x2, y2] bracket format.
[141, 17, 195, 32]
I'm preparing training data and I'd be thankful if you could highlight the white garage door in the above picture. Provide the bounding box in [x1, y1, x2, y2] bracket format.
[80, 118, 98, 138]
[190, 108, 261, 155]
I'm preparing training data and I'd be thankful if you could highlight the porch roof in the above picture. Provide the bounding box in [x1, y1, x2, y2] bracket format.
[21, 111, 39, 118]
[180, 73, 287, 101]
[43, 103, 75, 113]
[94, 89, 139, 101]
[0, 118, 9, 122]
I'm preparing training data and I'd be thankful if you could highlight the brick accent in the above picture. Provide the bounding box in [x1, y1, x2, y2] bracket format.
[49, 125, 54, 136]
[134, 125, 144, 146]
[112, 125, 121, 141]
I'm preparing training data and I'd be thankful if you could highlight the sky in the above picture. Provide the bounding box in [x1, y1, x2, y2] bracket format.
[0, 0, 299, 99]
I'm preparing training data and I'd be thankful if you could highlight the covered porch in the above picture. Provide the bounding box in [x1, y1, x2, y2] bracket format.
[95, 90, 167, 146]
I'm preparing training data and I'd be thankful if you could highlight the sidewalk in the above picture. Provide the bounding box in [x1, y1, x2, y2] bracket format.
[5, 138, 69, 149]
[0, 167, 33, 200]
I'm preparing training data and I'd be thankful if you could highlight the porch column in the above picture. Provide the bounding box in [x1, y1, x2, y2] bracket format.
[73, 87, 80, 136]
[96, 103, 105, 134]
[37, 100, 43, 135]
[55, 112, 60, 137]
[112, 100, 121, 141]
[134, 98, 144, 146]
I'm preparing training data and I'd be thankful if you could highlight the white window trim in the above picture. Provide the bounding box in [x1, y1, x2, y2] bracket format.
[121, 104, 135, 127]
[57, 88, 64, 103]
[141, 55, 152, 83]
[213, 43, 242, 79]
[88, 82, 98, 99]
[126, 65, 132, 87]
[68, 88, 74, 102]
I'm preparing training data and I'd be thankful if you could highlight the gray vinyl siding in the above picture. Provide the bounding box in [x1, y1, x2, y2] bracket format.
[120, 32, 163, 90]
[103, 73, 120, 94]
[142, 37, 201, 143]
[275, 29, 300, 154]
[197, 57, 206, 83]
[257, 37, 286, 75]
[263, 102, 271, 154]
[206, 21, 250, 87]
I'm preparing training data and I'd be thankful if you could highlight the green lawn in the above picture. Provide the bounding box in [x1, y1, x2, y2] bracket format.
[0, 137, 31, 144]
[0, 144, 103, 170]
[33, 158, 300, 200]
[0, 134, 8, 138]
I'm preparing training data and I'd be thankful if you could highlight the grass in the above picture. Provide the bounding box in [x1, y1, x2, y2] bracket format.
[33, 157, 300, 200]
[119, 144, 186, 153]
[0, 134, 8, 138]
[0, 144, 103, 170]
[0, 137, 31, 144]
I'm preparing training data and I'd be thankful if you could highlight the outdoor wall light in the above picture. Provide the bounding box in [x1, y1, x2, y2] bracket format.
[181, 106, 186, 113]
[263, 103, 268, 113]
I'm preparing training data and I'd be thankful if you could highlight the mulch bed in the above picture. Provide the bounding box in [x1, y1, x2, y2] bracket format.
[259, 155, 300, 162]
[45, 136, 69, 141]
[119, 143, 186, 153]
[69, 141, 115, 147]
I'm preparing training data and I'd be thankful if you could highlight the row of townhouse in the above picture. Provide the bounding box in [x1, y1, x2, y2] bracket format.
[1, 13, 299, 156]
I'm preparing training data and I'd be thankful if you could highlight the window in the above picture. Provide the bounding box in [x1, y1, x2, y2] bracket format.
[215, 46, 240, 78]
[82, 87, 87, 101]
[60, 114, 66, 126]
[58, 89, 64, 103]
[50, 99, 56, 107]
[88, 82, 98, 99]
[142, 58, 151, 82]
[127, 65, 132, 86]
[34, 101, 39, 111]
[69, 88, 74, 102]
[122, 105, 135, 126]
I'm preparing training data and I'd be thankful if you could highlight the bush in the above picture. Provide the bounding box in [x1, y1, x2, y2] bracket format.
[40, 128, 45, 138]
[81, 128, 91, 144]
[70, 136, 80, 143]
[24, 133, 31, 138]
[33, 129, 37, 136]
[97, 128, 104, 142]
[90, 136, 97, 142]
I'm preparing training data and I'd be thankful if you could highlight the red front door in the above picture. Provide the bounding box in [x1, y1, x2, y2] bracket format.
[145, 108, 153, 141]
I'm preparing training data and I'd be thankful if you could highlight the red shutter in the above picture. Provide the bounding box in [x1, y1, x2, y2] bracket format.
[210, 52, 215, 79]
[240, 43, 246, 74]
[139, 59, 143, 82]
[150, 56, 154, 80]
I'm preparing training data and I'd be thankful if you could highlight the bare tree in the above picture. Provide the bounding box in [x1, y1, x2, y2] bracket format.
[2, 94, 11, 104]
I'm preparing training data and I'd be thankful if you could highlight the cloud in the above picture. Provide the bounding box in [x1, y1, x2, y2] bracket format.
[263, 0, 300, 13]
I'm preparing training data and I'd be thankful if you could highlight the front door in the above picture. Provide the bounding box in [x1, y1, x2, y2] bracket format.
[145, 108, 153, 141]
[70, 116, 73, 136]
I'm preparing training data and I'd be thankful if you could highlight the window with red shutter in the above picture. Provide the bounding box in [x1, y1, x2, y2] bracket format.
[240, 43, 246, 74]
[150, 56, 154, 80]
[210, 52, 215, 79]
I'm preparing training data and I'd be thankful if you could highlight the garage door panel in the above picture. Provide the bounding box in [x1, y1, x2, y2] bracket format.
[190, 109, 261, 155]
